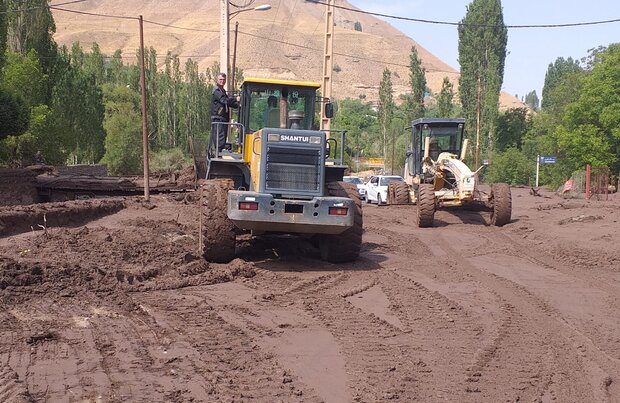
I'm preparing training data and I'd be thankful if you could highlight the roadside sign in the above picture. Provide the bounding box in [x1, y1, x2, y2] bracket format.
[539, 156, 557, 164]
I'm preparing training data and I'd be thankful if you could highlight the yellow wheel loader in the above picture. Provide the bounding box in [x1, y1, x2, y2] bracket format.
[398, 118, 511, 228]
[199, 78, 362, 263]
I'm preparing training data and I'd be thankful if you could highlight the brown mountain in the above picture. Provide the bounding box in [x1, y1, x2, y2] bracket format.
[52, 0, 523, 108]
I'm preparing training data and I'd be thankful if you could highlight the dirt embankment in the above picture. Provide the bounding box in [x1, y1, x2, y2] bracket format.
[0, 187, 619, 402]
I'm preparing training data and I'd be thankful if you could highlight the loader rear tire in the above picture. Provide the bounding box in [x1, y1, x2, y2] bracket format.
[201, 179, 236, 262]
[416, 184, 435, 228]
[394, 182, 411, 204]
[318, 182, 363, 263]
[490, 183, 512, 226]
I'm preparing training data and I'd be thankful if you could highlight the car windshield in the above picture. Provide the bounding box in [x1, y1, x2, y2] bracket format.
[344, 177, 363, 185]
[379, 176, 403, 186]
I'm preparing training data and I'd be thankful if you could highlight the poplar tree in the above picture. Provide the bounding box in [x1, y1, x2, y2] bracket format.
[541, 57, 582, 112]
[0, 0, 7, 71]
[437, 77, 454, 117]
[524, 90, 539, 110]
[5, 0, 57, 72]
[406, 46, 426, 122]
[458, 0, 507, 165]
[378, 68, 394, 172]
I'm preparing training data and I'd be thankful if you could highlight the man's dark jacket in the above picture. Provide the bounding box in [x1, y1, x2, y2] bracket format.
[211, 86, 239, 121]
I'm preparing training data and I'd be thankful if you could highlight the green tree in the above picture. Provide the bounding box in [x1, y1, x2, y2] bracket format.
[0, 87, 29, 139]
[332, 98, 378, 160]
[2, 49, 47, 108]
[5, 0, 57, 72]
[554, 44, 620, 175]
[100, 84, 143, 175]
[458, 0, 507, 165]
[354, 21, 362, 32]
[50, 49, 105, 163]
[436, 77, 454, 117]
[0, 0, 7, 71]
[524, 90, 539, 110]
[84, 42, 105, 85]
[107, 49, 125, 85]
[495, 107, 530, 152]
[378, 68, 394, 172]
[405, 46, 426, 122]
[541, 57, 582, 111]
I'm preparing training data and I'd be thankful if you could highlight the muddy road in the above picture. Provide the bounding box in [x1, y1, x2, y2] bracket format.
[0, 187, 619, 402]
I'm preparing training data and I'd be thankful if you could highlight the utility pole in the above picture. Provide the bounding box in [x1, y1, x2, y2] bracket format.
[320, 0, 334, 131]
[220, 0, 230, 91]
[138, 15, 150, 201]
[475, 75, 481, 170]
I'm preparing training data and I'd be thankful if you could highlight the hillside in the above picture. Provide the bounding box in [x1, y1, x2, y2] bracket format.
[52, 0, 524, 108]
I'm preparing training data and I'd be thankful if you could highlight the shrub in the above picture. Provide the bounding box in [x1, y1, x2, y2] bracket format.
[485, 147, 533, 186]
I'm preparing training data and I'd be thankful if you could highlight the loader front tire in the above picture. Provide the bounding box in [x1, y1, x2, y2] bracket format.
[201, 179, 236, 262]
[416, 184, 435, 228]
[318, 182, 363, 263]
[490, 183, 512, 227]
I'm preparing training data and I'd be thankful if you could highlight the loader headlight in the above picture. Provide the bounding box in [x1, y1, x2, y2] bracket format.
[267, 134, 280, 142]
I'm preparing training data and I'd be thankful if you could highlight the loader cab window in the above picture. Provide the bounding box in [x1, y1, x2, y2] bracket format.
[245, 84, 317, 132]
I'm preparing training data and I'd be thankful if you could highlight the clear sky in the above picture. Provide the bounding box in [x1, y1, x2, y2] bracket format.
[348, 0, 620, 101]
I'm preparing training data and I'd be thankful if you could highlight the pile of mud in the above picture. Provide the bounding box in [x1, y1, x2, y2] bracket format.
[0, 209, 255, 304]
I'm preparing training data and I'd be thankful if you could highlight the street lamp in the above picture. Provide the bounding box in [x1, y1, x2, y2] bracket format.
[220, 1, 271, 91]
[230, 4, 271, 18]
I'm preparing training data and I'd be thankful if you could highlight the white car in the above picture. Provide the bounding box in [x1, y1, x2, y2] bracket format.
[365, 175, 405, 205]
[343, 176, 367, 199]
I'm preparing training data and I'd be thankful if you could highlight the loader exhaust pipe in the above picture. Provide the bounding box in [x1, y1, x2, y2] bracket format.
[460, 139, 468, 161]
[424, 136, 431, 159]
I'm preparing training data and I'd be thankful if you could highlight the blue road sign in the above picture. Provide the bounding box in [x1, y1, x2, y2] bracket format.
[539, 156, 557, 164]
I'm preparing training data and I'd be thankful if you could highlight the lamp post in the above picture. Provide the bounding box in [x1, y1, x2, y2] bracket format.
[220, 1, 271, 92]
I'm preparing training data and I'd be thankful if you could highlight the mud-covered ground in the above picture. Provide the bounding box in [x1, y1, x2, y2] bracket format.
[1, 187, 619, 402]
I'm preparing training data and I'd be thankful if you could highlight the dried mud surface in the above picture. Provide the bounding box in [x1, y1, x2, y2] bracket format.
[1, 187, 619, 402]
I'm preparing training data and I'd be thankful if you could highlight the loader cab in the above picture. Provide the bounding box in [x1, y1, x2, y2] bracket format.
[239, 78, 328, 133]
[406, 118, 465, 177]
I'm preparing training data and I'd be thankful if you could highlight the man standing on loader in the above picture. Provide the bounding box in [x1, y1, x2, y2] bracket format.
[210, 73, 240, 153]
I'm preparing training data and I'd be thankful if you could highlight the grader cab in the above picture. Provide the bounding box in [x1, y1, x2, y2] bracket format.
[200, 78, 362, 263]
[398, 118, 512, 227]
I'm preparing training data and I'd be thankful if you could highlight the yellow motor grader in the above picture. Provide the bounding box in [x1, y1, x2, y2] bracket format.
[198, 78, 362, 263]
[391, 118, 511, 228]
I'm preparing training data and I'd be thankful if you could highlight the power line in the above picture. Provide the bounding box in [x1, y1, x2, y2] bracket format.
[49, 6, 138, 21]
[306, 0, 620, 29]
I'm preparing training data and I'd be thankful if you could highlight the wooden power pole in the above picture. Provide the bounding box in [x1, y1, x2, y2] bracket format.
[320, 0, 334, 131]
[139, 15, 150, 201]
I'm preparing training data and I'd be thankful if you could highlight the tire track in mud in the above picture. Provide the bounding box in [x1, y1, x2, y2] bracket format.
[249, 265, 485, 402]
[362, 220, 602, 401]
[134, 290, 323, 402]
[410, 225, 616, 402]
[296, 282, 415, 401]
[464, 227, 620, 363]
[0, 309, 32, 403]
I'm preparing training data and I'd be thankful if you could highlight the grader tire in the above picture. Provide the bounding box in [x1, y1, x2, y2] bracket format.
[394, 182, 411, 204]
[387, 182, 397, 204]
[490, 183, 512, 227]
[201, 179, 236, 262]
[318, 182, 363, 263]
[416, 184, 435, 228]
